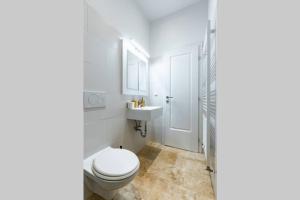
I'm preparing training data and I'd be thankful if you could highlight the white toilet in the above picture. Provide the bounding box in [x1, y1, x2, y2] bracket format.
[84, 147, 140, 200]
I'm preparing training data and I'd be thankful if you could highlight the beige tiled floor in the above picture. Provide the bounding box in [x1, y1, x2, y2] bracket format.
[88, 142, 215, 200]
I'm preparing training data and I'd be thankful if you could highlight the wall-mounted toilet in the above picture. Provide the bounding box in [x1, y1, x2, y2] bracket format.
[84, 146, 140, 200]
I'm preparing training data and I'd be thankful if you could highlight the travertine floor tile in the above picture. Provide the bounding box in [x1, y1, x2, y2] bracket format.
[114, 183, 142, 200]
[175, 156, 209, 175]
[137, 145, 161, 161]
[137, 157, 153, 177]
[88, 193, 105, 200]
[87, 142, 215, 200]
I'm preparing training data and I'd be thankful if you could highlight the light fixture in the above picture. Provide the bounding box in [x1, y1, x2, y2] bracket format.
[120, 37, 150, 58]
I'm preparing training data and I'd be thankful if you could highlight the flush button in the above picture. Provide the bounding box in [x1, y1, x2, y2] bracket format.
[88, 94, 100, 105]
[84, 91, 106, 108]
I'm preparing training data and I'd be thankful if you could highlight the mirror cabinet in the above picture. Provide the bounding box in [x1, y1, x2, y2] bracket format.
[122, 39, 149, 96]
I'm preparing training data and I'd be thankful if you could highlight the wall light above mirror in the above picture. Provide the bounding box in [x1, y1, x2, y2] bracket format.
[122, 38, 149, 96]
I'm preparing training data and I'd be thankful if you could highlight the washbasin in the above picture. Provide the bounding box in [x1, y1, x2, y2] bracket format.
[127, 106, 163, 121]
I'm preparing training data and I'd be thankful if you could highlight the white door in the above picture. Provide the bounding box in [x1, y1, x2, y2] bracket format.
[164, 45, 199, 152]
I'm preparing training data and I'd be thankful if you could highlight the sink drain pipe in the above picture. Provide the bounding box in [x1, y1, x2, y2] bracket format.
[134, 120, 147, 138]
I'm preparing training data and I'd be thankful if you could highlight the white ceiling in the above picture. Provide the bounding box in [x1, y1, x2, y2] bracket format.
[134, 0, 203, 21]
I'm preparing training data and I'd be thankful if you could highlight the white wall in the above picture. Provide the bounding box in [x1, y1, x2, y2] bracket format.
[87, 0, 149, 52]
[208, 0, 217, 20]
[149, 1, 208, 144]
[84, 2, 151, 159]
[150, 1, 208, 57]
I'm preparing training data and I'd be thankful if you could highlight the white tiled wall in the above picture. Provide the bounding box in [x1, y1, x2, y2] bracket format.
[149, 57, 168, 143]
[84, 3, 151, 159]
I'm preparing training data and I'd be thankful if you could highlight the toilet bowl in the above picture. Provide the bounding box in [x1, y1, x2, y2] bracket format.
[84, 147, 140, 200]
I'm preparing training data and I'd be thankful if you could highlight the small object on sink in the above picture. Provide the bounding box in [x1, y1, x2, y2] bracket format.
[141, 97, 145, 107]
[127, 101, 135, 109]
[133, 98, 138, 108]
[138, 97, 145, 107]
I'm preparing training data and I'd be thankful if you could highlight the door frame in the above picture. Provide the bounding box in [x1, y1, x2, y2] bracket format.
[161, 43, 202, 152]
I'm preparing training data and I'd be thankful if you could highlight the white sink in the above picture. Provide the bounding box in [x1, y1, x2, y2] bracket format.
[127, 106, 163, 121]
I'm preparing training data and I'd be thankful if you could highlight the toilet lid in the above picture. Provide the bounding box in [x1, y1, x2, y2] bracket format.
[92, 147, 139, 178]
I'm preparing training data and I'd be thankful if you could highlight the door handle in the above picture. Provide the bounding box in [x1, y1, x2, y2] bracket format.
[166, 96, 174, 103]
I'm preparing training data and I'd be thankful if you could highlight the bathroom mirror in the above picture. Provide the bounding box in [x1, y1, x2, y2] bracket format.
[122, 38, 149, 96]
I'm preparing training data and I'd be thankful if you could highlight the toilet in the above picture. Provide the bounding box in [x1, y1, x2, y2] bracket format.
[84, 147, 140, 200]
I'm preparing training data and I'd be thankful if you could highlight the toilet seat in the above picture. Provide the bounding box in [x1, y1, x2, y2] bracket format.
[92, 147, 140, 181]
